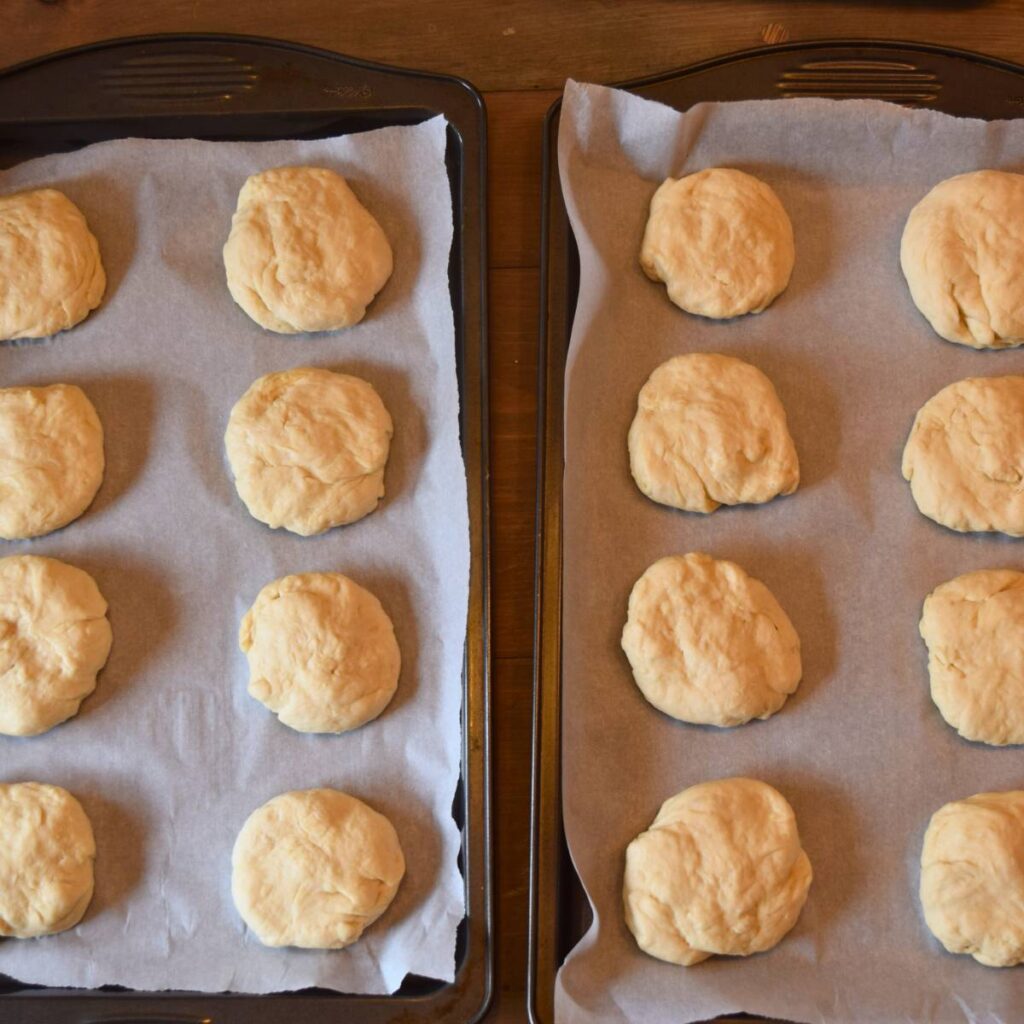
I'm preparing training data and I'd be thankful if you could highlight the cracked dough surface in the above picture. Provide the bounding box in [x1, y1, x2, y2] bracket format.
[621, 553, 801, 727]
[0, 555, 112, 737]
[223, 166, 392, 334]
[232, 788, 405, 949]
[920, 569, 1024, 746]
[639, 168, 794, 319]
[628, 353, 799, 513]
[0, 383, 105, 541]
[240, 571, 400, 734]
[901, 170, 1024, 348]
[225, 367, 393, 537]
[902, 375, 1024, 536]
[0, 782, 95, 938]
[921, 790, 1024, 967]
[0, 188, 105, 341]
[624, 777, 812, 966]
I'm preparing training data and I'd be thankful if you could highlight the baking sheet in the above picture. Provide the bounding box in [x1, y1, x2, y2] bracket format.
[555, 79, 1024, 1023]
[0, 116, 468, 995]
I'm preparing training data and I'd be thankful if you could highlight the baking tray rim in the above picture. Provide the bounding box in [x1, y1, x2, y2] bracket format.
[0, 30, 493, 1024]
[528, 36, 1024, 1024]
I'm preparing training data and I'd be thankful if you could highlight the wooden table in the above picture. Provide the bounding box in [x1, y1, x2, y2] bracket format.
[7, 2, 1024, 1018]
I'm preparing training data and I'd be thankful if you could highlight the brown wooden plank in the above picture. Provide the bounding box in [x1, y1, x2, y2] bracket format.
[490, 266, 540, 662]
[486, 90, 558, 270]
[7, 1, 1024, 92]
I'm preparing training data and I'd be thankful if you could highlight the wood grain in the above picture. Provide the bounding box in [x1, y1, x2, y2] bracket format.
[7, 1, 1024, 92]
[6, 4, 1024, 1020]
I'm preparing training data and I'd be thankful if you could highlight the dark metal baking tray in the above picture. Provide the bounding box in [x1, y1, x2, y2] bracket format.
[529, 39, 1024, 1024]
[0, 32, 490, 1024]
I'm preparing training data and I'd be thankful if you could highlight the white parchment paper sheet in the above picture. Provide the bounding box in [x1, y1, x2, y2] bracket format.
[556, 80, 1024, 1023]
[0, 116, 468, 994]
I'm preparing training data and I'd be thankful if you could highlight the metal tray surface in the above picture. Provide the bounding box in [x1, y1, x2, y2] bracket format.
[529, 39, 1024, 1024]
[0, 33, 491, 1024]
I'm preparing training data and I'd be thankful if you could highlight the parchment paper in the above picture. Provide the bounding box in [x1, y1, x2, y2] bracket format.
[0, 117, 467, 994]
[556, 80, 1024, 1023]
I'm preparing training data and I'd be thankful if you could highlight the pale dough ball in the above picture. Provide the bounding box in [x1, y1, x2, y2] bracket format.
[0, 782, 96, 938]
[232, 788, 405, 949]
[223, 166, 392, 334]
[902, 375, 1024, 536]
[0, 188, 105, 341]
[621, 553, 801, 727]
[624, 777, 812, 965]
[901, 170, 1024, 348]
[921, 790, 1024, 966]
[628, 353, 799, 513]
[920, 569, 1024, 746]
[240, 571, 400, 734]
[0, 383, 105, 541]
[225, 367, 393, 537]
[639, 168, 795, 319]
[0, 555, 112, 737]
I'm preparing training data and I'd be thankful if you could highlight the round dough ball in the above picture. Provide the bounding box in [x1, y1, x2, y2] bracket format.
[920, 569, 1024, 746]
[0, 383, 105, 540]
[225, 367, 393, 536]
[639, 168, 794, 319]
[902, 375, 1024, 536]
[624, 778, 812, 965]
[901, 170, 1024, 349]
[232, 788, 405, 949]
[0, 556, 112, 737]
[628, 353, 799, 513]
[0, 782, 96, 938]
[240, 571, 400, 734]
[622, 553, 801, 727]
[0, 188, 105, 341]
[920, 790, 1024, 967]
[223, 166, 392, 334]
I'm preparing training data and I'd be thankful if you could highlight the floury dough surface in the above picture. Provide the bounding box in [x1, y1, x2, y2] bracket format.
[0, 383, 105, 540]
[0, 118, 468, 995]
[0, 188, 105, 341]
[0, 555, 112, 737]
[557, 81, 1024, 1023]
[901, 170, 1024, 349]
[232, 788, 405, 949]
[0, 782, 95, 938]
[240, 572, 400, 734]
[621, 553, 801, 727]
[902, 375, 1024, 536]
[223, 166, 393, 334]
[919, 568, 1024, 746]
[639, 168, 795, 318]
[225, 367, 393, 536]
[920, 791, 1024, 967]
[627, 353, 799, 513]
[623, 778, 812, 966]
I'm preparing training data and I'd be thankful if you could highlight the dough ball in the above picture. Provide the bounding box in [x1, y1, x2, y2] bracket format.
[902, 375, 1024, 536]
[0, 556, 112, 737]
[0, 383, 105, 540]
[624, 777, 812, 965]
[223, 166, 392, 334]
[621, 553, 801, 727]
[628, 353, 799, 513]
[240, 571, 400, 734]
[0, 782, 95, 938]
[0, 188, 105, 341]
[225, 367, 393, 536]
[920, 569, 1024, 746]
[639, 168, 794, 319]
[921, 790, 1024, 966]
[901, 170, 1024, 348]
[232, 788, 405, 949]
